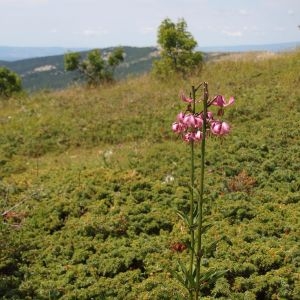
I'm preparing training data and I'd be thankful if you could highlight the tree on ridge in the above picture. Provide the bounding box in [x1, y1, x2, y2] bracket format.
[152, 18, 202, 78]
[64, 47, 124, 86]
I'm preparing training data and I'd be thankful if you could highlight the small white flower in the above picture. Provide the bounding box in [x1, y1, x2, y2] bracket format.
[104, 149, 113, 159]
[164, 174, 175, 184]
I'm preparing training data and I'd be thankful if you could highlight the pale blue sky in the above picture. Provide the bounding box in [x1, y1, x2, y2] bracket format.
[1, 0, 299, 47]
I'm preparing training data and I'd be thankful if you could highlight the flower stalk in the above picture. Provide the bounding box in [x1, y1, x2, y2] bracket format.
[189, 86, 196, 298]
[195, 82, 208, 299]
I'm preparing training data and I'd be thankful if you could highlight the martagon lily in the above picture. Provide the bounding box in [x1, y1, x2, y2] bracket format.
[171, 84, 235, 300]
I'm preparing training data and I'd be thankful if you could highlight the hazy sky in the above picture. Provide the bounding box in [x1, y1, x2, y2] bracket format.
[1, 0, 299, 48]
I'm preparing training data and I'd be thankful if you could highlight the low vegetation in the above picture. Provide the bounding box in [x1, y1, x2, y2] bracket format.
[0, 50, 299, 299]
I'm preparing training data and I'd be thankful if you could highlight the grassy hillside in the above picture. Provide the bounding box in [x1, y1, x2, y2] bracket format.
[0, 46, 158, 91]
[0, 51, 299, 299]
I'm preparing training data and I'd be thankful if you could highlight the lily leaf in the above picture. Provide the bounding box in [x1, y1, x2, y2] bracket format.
[199, 269, 228, 285]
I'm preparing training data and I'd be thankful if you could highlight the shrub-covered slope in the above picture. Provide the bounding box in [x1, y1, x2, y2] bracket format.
[0, 51, 299, 299]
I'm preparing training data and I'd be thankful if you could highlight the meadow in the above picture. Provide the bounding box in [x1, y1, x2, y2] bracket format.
[0, 50, 299, 299]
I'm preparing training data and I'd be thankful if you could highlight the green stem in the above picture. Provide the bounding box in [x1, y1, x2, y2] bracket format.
[189, 86, 196, 299]
[189, 141, 195, 300]
[195, 82, 208, 299]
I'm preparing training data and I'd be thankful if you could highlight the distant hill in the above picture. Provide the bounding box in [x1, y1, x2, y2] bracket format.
[2, 42, 299, 92]
[0, 46, 89, 61]
[2, 41, 299, 61]
[199, 41, 300, 53]
[0, 46, 159, 91]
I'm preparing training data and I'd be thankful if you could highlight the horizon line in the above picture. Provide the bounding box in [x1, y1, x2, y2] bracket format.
[1, 40, 300, 49]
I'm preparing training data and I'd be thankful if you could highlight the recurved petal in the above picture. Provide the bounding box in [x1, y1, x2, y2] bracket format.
[180, 92, 193, 103]
[211, 95, 225, 107]
[224, 96, 235, 107]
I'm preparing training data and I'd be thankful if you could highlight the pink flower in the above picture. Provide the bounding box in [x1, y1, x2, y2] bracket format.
[180, 92, 193, 103]
[183, 132, 194, 143]
[172, 122, 185, 134]
[211, 95, 234, 108]
[194, 116, 203, 128]
[183, 114, 197, 127]
[172, 91, 234, 142]
[194, 130, 203, 141]
[176, 112, 185, 123]
[200, 111, 214, 122]
[210, 121, 230, 136]
[182, 131, 203, 143]
[181, 114, 202, 128]
[206, 111, 214, 121]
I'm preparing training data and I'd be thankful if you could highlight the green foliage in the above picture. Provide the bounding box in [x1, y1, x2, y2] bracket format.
[0, 50, 299, 299]
[0, 67, 22, 98]
[152, 18, 202, 78]
[108, 47, 125, 68]
[64, 52, 80, 71]
[65, 48, 124, 86]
